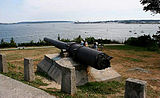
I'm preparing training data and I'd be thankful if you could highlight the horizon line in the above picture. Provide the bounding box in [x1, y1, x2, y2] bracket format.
[1, 19, 160, 24]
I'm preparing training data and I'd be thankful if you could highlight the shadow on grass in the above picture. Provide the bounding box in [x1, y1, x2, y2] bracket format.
[35, 71, 52, 80]
[78, 81, 124, 95]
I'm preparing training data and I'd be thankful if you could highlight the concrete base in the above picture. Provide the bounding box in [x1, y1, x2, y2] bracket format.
[0, 74, 54, 98]
[88, 67, 121, 82]
[37, 54, 121, 86]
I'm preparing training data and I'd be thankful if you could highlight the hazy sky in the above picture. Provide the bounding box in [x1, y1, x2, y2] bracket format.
[0, 0, 160, 23]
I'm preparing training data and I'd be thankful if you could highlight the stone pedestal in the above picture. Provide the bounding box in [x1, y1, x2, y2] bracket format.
[24, 58, 35, 82]
[37, 54, 121, 94]
[61, 67, 77, 95]
[0, 54, 8, 73]
[125, 78, 147, 98]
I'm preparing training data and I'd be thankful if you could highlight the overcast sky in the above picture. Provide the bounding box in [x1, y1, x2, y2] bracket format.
[0, 0, 160, 23]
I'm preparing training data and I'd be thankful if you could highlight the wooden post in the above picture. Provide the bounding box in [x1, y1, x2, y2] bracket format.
[0, 54, 8, 73]
[24, 58, 35, 82]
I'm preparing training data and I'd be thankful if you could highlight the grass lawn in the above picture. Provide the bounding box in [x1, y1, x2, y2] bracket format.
[0, 45, 160, 97]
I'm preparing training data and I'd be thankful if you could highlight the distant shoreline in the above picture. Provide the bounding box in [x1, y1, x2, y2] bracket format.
[74, 20, 160, 24]
[1, 20, 160, 25]
[0, 21, 73, 25]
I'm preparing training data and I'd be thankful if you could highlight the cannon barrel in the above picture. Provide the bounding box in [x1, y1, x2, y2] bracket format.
[44, 37, 68, 49]
[44, 37, 112, 70]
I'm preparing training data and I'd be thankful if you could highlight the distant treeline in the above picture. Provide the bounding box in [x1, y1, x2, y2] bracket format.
[60, 35, 121, 44]
[0, 36, 120, 48]
[0, 38, 52, 48]
[74, 20, 160, 24]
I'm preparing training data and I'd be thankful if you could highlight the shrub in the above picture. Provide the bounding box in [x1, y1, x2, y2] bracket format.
[125, 35, 159, 51]
[153, 27, 160, 47]
[85, 37, 95, 44]
[73, 35, 83, 43]
[0, 38, 17, 48]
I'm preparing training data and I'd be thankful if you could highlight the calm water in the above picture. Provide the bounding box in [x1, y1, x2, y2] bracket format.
[0, 23, 159, 43]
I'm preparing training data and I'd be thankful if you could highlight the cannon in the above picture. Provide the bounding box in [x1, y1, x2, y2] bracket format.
[44, 37, 112, 70]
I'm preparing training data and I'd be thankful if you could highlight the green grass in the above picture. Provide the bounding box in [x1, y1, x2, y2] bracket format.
[29, 78, 48, 87]
[8, 62, 16, 69]
[33, 58, 41, 62]
[6, 54, 23, 60]
[137, 54, 152, 58]
[122, 57, 144, 62]
[79, 81, 124, 95]
[1, 70, 48, 88]
[43, 81, 124, 98]
[104, 45, 160, 52]
[2, 71, 24, 81]
[147, 86, 160, 97]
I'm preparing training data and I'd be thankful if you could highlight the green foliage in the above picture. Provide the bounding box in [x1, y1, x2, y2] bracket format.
[85, 37, 95, 44]
[0, 36, 121, 48]
[73, 35, 83, 43]
[58, 34, 60, 40]
[0, 38, 17, 48]
[10, 37, 17, 47]
[140, 0, 160, 14]
[153, 27, 160, 47]
[31, 78, 48, 86]
[8, 62, 16, 69]
[122, 57, 143, 62]
[43, 81, 124, 98]
[60, 36, 121, 44]
[18, 39, 52, 47]
[1, 38, 4, 44]
[3, 71, 24, 81]
[95, 38, 111, 44]
[2, 70, 48, 88]
[105, 45, 151, 51]
[125, 35, 159, 51]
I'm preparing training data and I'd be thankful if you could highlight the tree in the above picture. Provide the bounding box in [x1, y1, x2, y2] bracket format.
[73, 35, 83, 43]
[58, 34, 60, 40]
[153, 26, 160, 47]
[10, 37, 17, 47]
[10, 37, 15, 44]
[140, 0, 160, 14]
[1, 38, 4, 44]
[141, 0, 160, 47]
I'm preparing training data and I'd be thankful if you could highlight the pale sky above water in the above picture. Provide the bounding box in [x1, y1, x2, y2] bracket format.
[0, 0, 160, 23]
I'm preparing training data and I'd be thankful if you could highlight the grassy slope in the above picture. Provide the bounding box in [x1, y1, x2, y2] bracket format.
[103, 45, 160, 97]
[0, 46, 160, 97]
